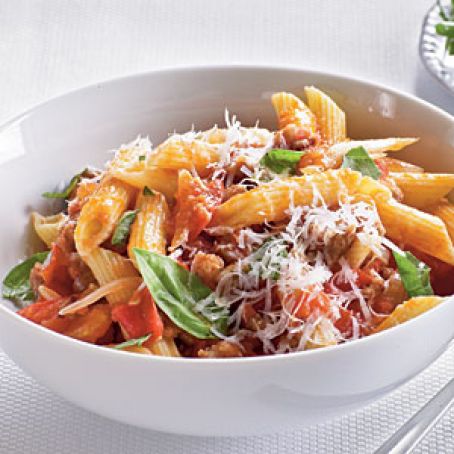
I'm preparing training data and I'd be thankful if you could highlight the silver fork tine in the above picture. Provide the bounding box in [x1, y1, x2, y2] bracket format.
[374, 378, 454, 454]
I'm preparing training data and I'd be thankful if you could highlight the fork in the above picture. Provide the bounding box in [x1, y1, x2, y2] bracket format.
[374, 378, 454, 453]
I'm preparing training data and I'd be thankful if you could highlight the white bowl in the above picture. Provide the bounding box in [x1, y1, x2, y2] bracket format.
[1, 66, 454, 437]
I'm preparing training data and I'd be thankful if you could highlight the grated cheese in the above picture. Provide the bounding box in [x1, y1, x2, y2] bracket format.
[211, 193, 386, 353]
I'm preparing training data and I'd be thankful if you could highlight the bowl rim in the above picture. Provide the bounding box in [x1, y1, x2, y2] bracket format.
[1, 63, 453, 366]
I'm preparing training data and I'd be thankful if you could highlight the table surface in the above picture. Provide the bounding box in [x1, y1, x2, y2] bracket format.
[1, 1, 453, 453]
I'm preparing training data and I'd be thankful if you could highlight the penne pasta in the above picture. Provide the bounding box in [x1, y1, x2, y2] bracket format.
[83, 247, 140, 306]
[127, 190, 169, 266]
[345, 238, 372, 269]
[374, 296, 444, 332]
[32, 212, 67, 247]
[147, 137, 219, 177]
[428, 199, 454, 242]
[148, 337, 181, 357]
[389, 172, 454, 209]
[271, 92, 317, 132]
[15, 84, 454, 359]
[74, 178, 135, 257]
[375, 196, 454, 265]
[111, 166, 178, 201]
[380, 157, 423, 173]
[304, 86, 346, 144]
[211, 169, 385, 229]
[199, 126, 274, 148]
[328, 138, 418, 167]
[119, 345, 152, 354]
[108, 137, 152, 173]
[59, 277, 143, 315]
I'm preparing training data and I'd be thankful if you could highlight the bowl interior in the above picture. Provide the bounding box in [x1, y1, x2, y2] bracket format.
[2, 66, 454, 435]
[1, 65, 454, 296]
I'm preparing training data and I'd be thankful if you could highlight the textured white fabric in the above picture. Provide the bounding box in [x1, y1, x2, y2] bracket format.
[0, 0, 453, 453]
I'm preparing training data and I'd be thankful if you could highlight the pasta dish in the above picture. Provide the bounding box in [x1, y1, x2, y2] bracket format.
[3, 86, 454, 358]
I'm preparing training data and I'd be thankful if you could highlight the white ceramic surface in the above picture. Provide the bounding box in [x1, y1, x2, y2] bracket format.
[419, 1, 454, 94]
[0, 66, 454, 437]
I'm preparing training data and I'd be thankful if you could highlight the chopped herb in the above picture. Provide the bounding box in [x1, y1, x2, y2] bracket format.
[138, 155, 146, 162]
[341, 146, 381, 180]
[260, 149, 305, 174]
[111, 209, 139, 246]
[113, 334, 151, 350]
[143, 186, 155, 196]
[393, 251, 434, 297]
[436, 1, 454, 55]
[133, 248, 228, 339]
[42, 169, 87, 199]
[2, 251, 50, 303]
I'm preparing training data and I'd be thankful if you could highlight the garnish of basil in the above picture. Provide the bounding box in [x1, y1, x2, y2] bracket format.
[2, 251, 49, 303]
[133, 248, 228, 339]
[341, 146, 381, 180]
[113, 334, 151, 350]
[260, 149, 305, 174]
[392, 250, 434, 297]
[42, 169, 87, 199]
[111, 209, 139, 246]
[143, 186, 155, 196]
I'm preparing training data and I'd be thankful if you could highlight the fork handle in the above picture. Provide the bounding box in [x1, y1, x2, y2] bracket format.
[374, 378, 454, 454]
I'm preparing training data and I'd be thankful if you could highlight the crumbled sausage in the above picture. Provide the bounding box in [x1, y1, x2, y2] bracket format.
[191, 252, 224, 289]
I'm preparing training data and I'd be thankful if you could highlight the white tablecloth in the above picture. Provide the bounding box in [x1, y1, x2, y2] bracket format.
[1, 1, 453, 452]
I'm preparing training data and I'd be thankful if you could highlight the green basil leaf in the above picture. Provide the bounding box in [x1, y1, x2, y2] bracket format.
[392, 251, 434, 297]
[2, 251, 49, 302]
[42, 169, 87, 199]
[143, 186, 155, 196]
[133, 248, 228, 339]
[111, 210, 139, 246]
[113, 334, 151, 350]
[435, 21, 454, 37]
[260, 149, 305, 174]
[341, 146, 381, 180]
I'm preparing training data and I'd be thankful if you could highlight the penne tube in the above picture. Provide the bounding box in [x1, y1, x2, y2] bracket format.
[127, 190, 169, 266]
[111, 166, 178, 201]
[428, 199, 454, 242]
[271, 92, 317, 132]
[389, 172, 454, 209]
[148, 337, 181, 357]
[328, 138, 418, 167]
[108, 137, 152, 172]
[74, 178, 135, 257]
[32, 212, 67, 247]
[200, 126, 273, 147]
[304, 86, 346, 144]
[375, 197, 454, 265]
[83, 247, 140, 306]
[373, 296, 444, 332]
[211, 169, 384, 229]
[120, 346, 153, 354]
[59, 277, 143, 316]
[345, 238, 372, 269]
[379, 157, 423, 173]
[147, 137, 219, 177]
